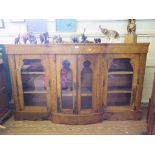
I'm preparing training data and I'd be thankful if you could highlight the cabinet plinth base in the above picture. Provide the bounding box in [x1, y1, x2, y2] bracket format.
[51, 112, 103, 125]
[15, 112, 50, 120]
[103, 108, 142, 120]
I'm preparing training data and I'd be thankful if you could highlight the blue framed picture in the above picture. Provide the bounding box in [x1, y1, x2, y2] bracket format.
[56, 19, 76, 32]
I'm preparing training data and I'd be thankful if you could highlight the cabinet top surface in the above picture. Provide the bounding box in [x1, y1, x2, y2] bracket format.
[5, 43, 149, 55]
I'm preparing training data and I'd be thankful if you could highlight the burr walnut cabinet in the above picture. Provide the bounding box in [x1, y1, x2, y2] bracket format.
[5, 43, 149, 124]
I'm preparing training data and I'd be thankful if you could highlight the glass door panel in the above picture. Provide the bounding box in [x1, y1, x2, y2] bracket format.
[24, 93, 47, 106]
[80, 60, 92, 109]
[109, 58, 133, 72]
[107, 58, 133, 106]
[22, 74, 46, 92]
[78, 55, 97, 113]
[21, 59, 44, 72]
[61, 60, 73, 109]
[107, 93, 131, 106]
[108, 74, 133, 90]
[16, 56, 50, 109]
[56, 56, 76, 113]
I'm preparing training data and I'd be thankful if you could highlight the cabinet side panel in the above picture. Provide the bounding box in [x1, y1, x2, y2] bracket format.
[136, 54, 147, 109]
[8, 55, 20, 111]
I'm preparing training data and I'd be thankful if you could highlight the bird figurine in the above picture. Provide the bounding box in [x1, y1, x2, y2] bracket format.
[99, 25, 119, 43]
[79, 28, 87, 43]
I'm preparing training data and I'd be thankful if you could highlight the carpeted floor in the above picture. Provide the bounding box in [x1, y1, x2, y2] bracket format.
[0, 116, 147, 135]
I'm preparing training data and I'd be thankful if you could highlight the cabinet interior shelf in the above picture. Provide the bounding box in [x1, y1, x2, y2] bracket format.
[62, 89, 92, 96]
[108, 71, 133, 75]
[21, 72, 46, 75]
[81, 93, 92, 96]
[23, 90, 47, 94]
[108, 89, 132, 94]
[62, 93, 92, 96]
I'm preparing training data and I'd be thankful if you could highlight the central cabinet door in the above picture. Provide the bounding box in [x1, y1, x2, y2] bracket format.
[77, 55, 98, 114]
[56, 55, 98, 114]
[56, 55, 76, 114]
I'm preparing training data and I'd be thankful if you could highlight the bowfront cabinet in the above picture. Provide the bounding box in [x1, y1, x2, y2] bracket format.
[5, 43, 149, 124]
[56, 55, 98, 114]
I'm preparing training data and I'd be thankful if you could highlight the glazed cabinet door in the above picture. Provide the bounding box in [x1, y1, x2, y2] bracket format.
[106, 54, 139, 110]
[78, 55, 98, 114]
[15, 55, 51, 112]
[56, 55, 76, 114]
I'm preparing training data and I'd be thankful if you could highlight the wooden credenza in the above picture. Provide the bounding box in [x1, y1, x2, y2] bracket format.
[5, 43, 149, 124]
[0, 60, 9, 122]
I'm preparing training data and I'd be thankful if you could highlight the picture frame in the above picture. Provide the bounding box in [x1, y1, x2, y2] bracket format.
[56, 19, 77, 32]
[11, 19, 25, 23]
[26, 19, 48, 33]
[0, 19, 5, 29]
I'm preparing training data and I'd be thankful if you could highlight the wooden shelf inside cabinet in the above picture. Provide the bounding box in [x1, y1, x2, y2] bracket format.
[62, 89, 74, 96]
[108, 89, 132, 94]
[108, 71, 133, 75]
[81, 93, 92, 96]
[21, 72, 46, 75]
[23, 90, 48, 94]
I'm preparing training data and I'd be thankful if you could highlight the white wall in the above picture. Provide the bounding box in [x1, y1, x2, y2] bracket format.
[0, 19, 155, 103]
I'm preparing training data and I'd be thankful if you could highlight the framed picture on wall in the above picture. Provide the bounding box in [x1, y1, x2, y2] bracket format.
[26, 19, 48, 33]
[0, 19, 5, 29]
[56, 19, 77, 32]
[11, 19, 25, 23]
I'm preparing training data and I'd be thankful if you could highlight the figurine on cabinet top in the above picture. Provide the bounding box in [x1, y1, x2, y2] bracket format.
[79, 28, 87, 43]
[39, 32, 49, 44]
[127, 19, 136, 34]
[71, 35, 79, 43]
[99, 25, 119, 43]
[124, 19, 137, 43]
[94, 38, 101, 43]
[14, 33, 37, 44]
[53, 35, 63, 43]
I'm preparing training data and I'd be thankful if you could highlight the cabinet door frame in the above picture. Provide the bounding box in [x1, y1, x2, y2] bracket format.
[15, 55, 52, 112]
[105, 54, 140, 109]
[48, 55, 57, 113]
[56, 55, 77, 114]
[78, 55, 98, 114]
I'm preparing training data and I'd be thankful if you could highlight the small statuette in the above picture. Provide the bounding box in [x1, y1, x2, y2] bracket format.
[99, 25, 119, 43]
[124, 19, 137, 43]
